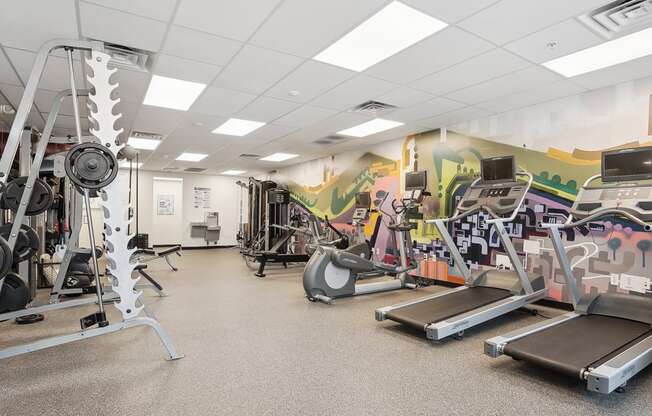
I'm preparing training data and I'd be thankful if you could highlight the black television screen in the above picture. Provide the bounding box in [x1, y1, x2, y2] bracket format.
[355, 192, 371, 209]
[481, 156, 515, 183]
[602, 147, 652, 182]
[405, 171, 427, 191]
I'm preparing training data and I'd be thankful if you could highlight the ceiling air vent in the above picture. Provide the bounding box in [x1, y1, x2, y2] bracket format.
[130, 131, 163, 141]
[350, 100, 397, 115]
[314, 135, 348, 146]
[162, 167, 179, 171]
[101, 42, 152, 72]
[184, 167, 206, 173]
[239, 153, 261, 159]
[578, 0, 652, 39]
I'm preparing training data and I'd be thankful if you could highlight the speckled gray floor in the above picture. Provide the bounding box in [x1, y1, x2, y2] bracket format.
[1, 248, 650, 415]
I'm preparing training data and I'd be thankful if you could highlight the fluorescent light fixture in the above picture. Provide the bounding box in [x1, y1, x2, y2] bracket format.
[221, 170, 247, 175]
[127, 136, 160, 150]
[143, 75, 206, 111]
[337, 118, 404, 137]
[175, 152, 208, 162]
[119, 161, 143, 169]
[260, 153, 299, 162]
[314, 2, 448, 71]
[212, 118, 265, 136]
[543, 27, 652, 77]
[153, 177, 183, 182]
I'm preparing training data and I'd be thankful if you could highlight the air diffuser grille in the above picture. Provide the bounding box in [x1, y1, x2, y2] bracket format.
[350, 100, 397, 115]
[578, 0, 652, 39]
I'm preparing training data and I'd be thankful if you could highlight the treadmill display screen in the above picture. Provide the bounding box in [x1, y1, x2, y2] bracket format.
[355, 192, 371, 209]
[405, 171, 427, 191]
[602, 147, 652, 182]
[481, 156, 515, 183]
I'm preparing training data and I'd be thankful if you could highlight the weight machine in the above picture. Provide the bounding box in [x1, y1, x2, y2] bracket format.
[0, 39, 181, 361]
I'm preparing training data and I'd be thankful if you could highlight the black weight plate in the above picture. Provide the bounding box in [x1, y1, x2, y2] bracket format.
[2, 177, 54, 216]
[65, 143, 118, 190]
[0, 223, 39, 264]
[0, 237, 11, 279]
[0, 272, 29, 313]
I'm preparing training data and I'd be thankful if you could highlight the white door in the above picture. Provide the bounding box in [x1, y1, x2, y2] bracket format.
[152, 178, 183, 246]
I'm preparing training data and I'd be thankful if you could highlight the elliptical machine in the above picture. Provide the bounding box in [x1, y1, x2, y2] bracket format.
[303, 171, 428, 304]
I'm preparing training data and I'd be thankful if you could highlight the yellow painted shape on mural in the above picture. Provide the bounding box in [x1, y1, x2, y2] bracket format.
[546, 148, 600, 166]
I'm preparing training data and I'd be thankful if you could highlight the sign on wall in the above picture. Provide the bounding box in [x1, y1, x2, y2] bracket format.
[193, 186, 211, 208]
[157, 194, 174, 215]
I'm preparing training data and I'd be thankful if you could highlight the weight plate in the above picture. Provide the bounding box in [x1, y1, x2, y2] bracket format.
[0, 237, 11, 279]
[64, 143, 118, 190]
[2, 177, 54, 216]
[0, 272, 29, 313]
[0, 223, 39, 264]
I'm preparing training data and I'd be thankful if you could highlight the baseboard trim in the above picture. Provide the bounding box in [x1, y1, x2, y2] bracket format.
[152, 244, 236, 250]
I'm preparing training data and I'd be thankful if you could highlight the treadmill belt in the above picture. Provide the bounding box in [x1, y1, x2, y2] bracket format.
[385, 286, 511, 331]
[503, 314, 652, 378]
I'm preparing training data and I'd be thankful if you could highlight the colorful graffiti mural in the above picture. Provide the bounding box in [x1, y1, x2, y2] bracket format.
[272, 129, 652, 304]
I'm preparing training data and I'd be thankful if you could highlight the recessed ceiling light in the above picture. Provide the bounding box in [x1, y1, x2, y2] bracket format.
[119, 161, 143, 169]
[260, 153, 299, 162]
[143, 75, 206, 111]
[542, 26, 652, 77]
[288, 90, 300, 96]
[176, 152, 208, 162]
[314, 2, 448, 72]
[212, 118, 265, 136]
[193, 121, 205, 127]
[127, 136, 160, 150]
[337, 118, 404, 137]
[221, 170, 247, 175]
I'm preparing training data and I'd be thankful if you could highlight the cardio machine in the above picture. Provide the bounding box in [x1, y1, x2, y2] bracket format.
[485, 146, 652, 394]
[376, 156, 547, 340]
[302, 171, 428, 304]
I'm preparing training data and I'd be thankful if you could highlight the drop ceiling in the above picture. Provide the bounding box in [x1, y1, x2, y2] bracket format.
[0, 0, 650, 175]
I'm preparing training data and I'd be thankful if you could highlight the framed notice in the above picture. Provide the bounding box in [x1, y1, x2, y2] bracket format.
[157, 194, 174, 215]
[193, 186, 211, 209]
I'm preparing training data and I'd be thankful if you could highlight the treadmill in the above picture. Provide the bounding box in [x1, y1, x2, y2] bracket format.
[376, 156, 547, 340]
[485, 146, 652, 394]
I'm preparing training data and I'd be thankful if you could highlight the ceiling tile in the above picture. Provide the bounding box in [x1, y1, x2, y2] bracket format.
[265, 60, 355, 104]
[303, 112, 373, 137]
[504, 19, 602, 63]
[273, 105, 338, 128]
[162, 25, 242, 66]
[153, 54, 222, 84]
[571, 55, 652, 90]
[132, 105, 185, 135]
[410, 48, 530, 95]
[82, 0, 177, 22]
[174, 0, 283, 42]
[0, 0, 78, 52]
[79, 2, 167, 51]
[0, 50, 22, 86]
[445, 66, 561, 104]
[34, 89, 89, 117]
[190, 86, 256, 117]
[476, 80, 587, 113]
[401, 0, 500, 23]
[375, 86, 434, 108]
[236, 96, 300, 123]
[241, 123, 298, 144]
[4, 48, 85, 93]
[457, 0, 608, 45]
[385, 97, 466, 122]
[0, 83, 24, 110]
[418, 106, 492, 129]
[212, 44, 303, 94]
[365, 27, 494, 83]
[250, 0, 388, 57]
[309, 75, 397, 110]
[112, 68, 150, 103]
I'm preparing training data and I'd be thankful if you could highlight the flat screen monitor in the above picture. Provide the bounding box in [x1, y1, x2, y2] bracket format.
[602, 146, 652, 182]
[405, 171, 427, 191]
[355, 192, 371, 209]
[481, 156, 515, 183]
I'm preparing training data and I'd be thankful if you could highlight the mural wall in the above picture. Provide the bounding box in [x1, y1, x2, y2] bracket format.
[269, 77, 652, 305]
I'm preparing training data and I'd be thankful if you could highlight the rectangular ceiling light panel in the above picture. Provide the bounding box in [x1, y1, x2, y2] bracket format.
[127, 136, 161, 150]
[119, 161, 143, 168]
[337, 118, 404, 137]
[543, 26, 652, 77]
[212, 118, 266, 136]
[176, 152, 208, 162]
[314, 1, 448, 72]
[221, 170, 247, 175]
[144, 75, 207, 111]
[260, 153, 299, 162]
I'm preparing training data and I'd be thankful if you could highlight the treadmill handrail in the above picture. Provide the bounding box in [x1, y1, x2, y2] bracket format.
[541, 208, 652, 231]
[485, 171, 533, 224]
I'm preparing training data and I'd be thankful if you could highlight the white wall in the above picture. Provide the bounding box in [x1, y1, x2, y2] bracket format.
[122, 170, 247, 247]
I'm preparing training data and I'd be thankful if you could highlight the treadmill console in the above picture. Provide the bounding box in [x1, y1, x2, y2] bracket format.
[352, 208, 369, 222]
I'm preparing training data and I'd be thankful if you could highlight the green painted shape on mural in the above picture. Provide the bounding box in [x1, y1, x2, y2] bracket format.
[533, 172, 579, 195]
[432, 144, 465, 181]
